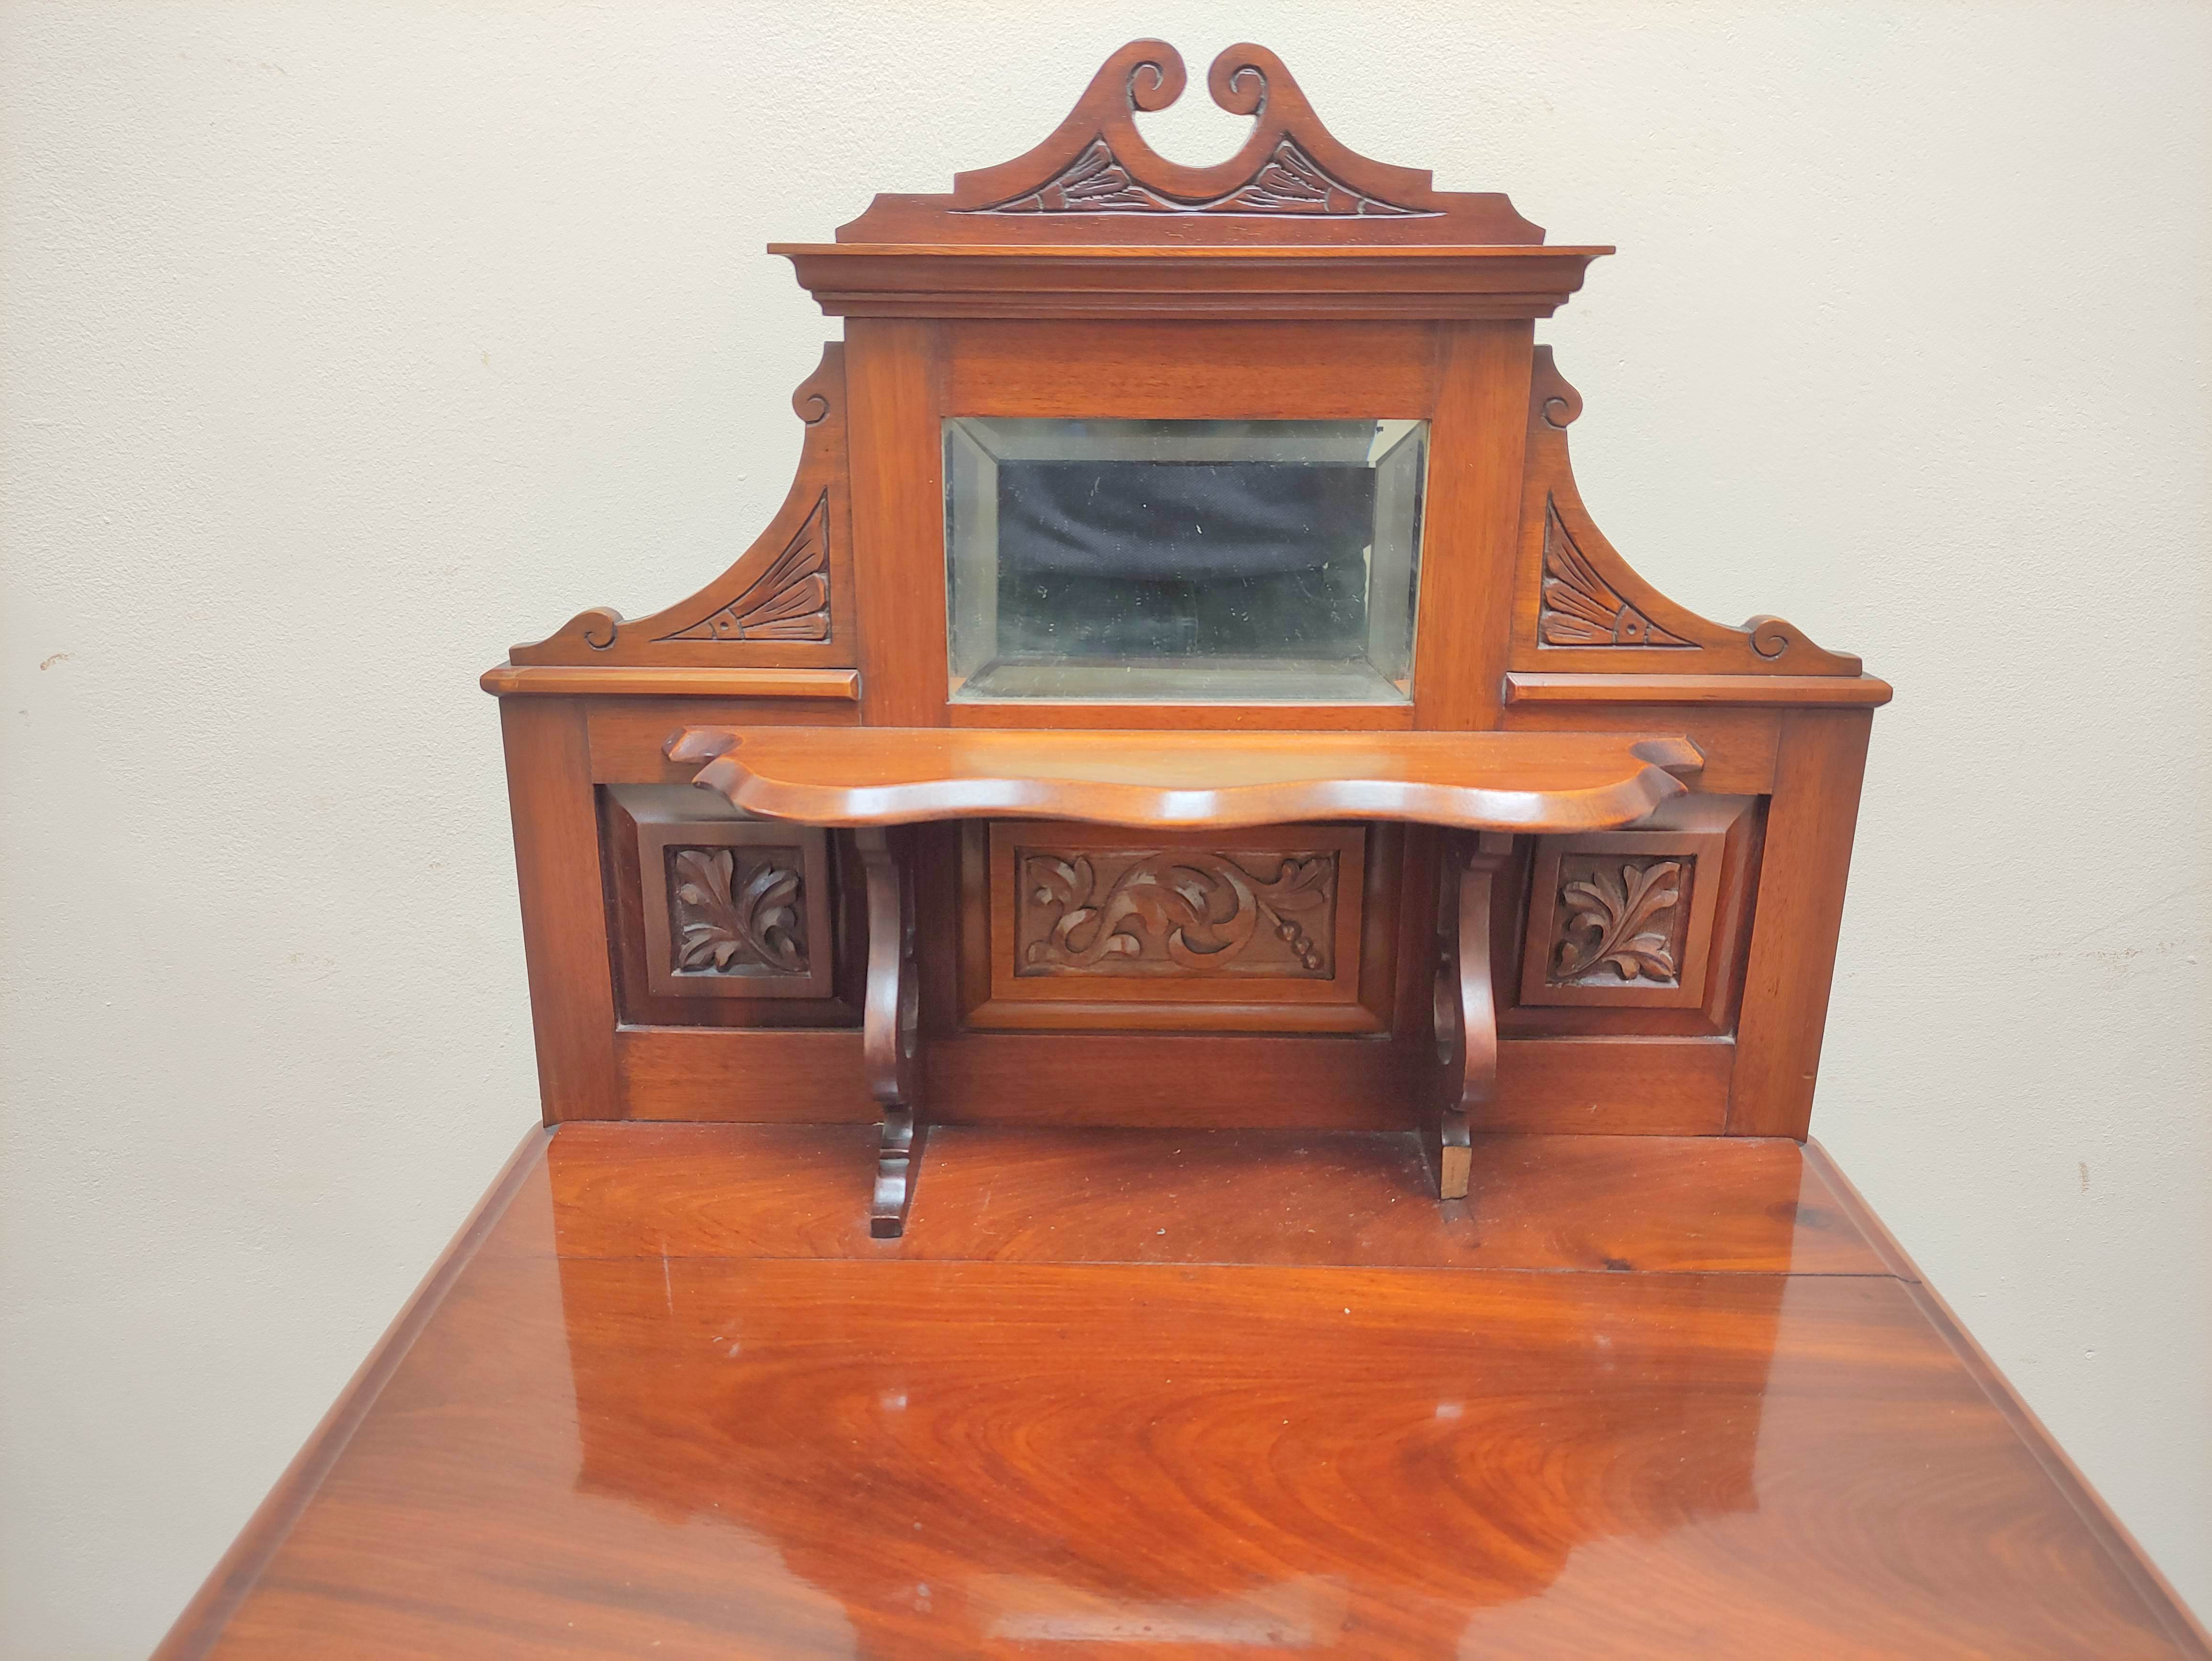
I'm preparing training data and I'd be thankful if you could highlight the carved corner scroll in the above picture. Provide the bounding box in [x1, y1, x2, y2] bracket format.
[1428, 833, 1510, 1201]
[507, 345, 855, 668]
[832, 41, 1542, 245]
[858, 829, 925, 1239]
[1511, 347, 1863, 677]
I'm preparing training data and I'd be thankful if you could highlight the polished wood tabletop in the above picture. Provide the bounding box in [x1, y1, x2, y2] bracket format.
[158, 1126, 2208, 1659]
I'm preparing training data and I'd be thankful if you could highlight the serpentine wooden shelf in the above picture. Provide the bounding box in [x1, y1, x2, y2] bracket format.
[666, 726, 1702, 831]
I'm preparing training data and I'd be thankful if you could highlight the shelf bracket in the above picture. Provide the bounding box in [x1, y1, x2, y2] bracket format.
[1428, 831, 1510, 1201]
[856, 828, 925, 1237]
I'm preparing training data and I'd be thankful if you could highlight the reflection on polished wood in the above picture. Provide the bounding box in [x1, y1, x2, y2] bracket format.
[160, 1126, 2209, 1659]
[666, 725, 1703, 832]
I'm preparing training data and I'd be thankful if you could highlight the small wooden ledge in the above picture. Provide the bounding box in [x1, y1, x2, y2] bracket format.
[480, 665, 861, 700]
[1505, 672, 1894, 707]
[667, 727, 1702, 831]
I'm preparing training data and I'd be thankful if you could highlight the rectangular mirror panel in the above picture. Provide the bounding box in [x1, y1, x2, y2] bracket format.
[946, 417, 1427, 704]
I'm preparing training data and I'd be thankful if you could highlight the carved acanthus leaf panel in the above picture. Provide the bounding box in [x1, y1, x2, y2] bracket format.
[1018, 846, 1338, 977]
[659, 493, 830, 644]
[1550, 858, 1685, 986]
[982, 136, 1424, 219]
[1538, 505, 1693, 650]
[667, 846, 810, 977]
[629, 808, 835, 1006]
[1516, 813, 1739, 1016]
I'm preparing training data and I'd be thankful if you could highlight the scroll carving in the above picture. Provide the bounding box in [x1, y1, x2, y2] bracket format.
[1550, 859, 1683, 986]
[505, 346, 852, 667]
[667, 847, 808, 977]
[1512, 347, 1863, 677]
[1018, 849, 1337, 977]
[834, 40, 1541, 246]
[981, 136, 1422, 219]
[658, 494, 829, 644]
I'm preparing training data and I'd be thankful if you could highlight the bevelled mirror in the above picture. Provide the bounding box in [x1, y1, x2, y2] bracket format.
[945, 417, 1427, 703]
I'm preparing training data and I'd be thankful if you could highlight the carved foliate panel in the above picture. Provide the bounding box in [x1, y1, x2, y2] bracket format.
[1517, 810, 1738, 1011]
[636, 817, 835, 1001]
[1546, 853, 1694, 988]
[971, 821, 1390, 1033]
[1016, 846, 1338, 978]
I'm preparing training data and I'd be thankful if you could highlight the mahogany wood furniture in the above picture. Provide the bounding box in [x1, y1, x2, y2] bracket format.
[157, 40, 2207, 1656]
[157, 1126, 2210, 1657]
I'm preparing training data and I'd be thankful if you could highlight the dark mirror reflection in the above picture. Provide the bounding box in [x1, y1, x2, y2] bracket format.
[946, 418, 1426, 705]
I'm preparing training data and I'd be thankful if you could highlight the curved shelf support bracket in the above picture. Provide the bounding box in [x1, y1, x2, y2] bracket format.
[856, 828, 925, 1238]
[1427, 832, 1510, 1202]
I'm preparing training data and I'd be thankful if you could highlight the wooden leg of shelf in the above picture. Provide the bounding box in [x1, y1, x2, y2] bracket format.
[872, 1108, 926, 1240]
[857, 828, 924, 1239]
[1428, 833, 1507, 1203]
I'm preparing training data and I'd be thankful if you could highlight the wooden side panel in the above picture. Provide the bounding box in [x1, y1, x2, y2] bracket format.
[1501, 700, 1781, 794]
[1488, 1037, 1733, 1135]
[1415, 321, 1534, 732]
[844, 318, 946, 726]
[1730, 709, 1874, 1136]
[584, 697, 861, 785]
[499, 698, 619, 1122]
[614, 1029, 872, 1122]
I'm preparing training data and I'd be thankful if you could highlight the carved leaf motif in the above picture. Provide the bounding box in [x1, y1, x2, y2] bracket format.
[1552, 860, 1682, 985]
[1538, 507, 1693, 649]
[1020, 849, 1337, 976]
[660, 492, 831, 644]
[985, 136, 1422, 219]
[671, 847, 807, 975]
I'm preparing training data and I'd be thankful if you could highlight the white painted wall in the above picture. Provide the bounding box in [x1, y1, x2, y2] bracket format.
[1, 2, 2204, 1652]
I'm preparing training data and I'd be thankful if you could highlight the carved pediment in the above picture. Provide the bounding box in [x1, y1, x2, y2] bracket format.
[830, 41, 1541, 246]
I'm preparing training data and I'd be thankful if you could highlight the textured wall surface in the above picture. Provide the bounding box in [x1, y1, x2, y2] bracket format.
[1, 2, 2205, 1652]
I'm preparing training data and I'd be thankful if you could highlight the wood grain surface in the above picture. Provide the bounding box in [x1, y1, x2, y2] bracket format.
[157, 1125, 2207, 1660]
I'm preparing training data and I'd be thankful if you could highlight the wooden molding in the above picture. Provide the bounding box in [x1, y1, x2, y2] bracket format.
[774, 245, 1606, 322]
[1508, 348, 1864, 678]
[1505, 672, 1892, 707]
[506, 345, 857, 669]
[481, 665, 862, 700]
